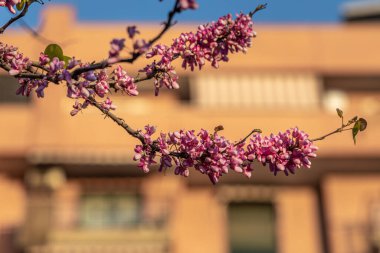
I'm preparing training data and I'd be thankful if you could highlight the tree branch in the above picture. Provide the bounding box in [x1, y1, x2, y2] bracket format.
[0, 0, 37, 34]
[249, 3, 267, 17]
[87, 97, 145, 143]
[234, 129, 262, 146]
[310, 117, 358, 142]
[71, 0, 181, 79]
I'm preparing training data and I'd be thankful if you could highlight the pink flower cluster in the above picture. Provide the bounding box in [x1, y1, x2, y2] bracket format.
[0, 43, 49, 98]
[133, 39, 150, 54]
[36, 52, 138, 115]
[5, 8, 256, 119]
[141, 13, 255, 94]
[143, 44, 179, 95]
[173, 13, 255, 70]
[134, 126, 250, 184]
[127, 26, 140, 39]
[246, 128, 318, 176]
[101, 97, 117, 111]
[0, 42, 31, 76]
[6, 10, 256, 109]
[134, 125, 158, 173]
[108, 38, 125, 63]
[3, 44, 136, 116]
[0, 0, 20, 14]
[133, 126, 316, 184]
[113, 65, 138, 96]
[65, 62, 137, 115]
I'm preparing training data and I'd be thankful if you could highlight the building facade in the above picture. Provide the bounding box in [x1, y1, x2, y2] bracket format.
[0, 5, 380, 253]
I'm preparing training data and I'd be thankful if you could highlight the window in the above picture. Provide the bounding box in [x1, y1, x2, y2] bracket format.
[229, 202, 277, 253]
[322, 75, 380, 115]
[323, 76, 380, 92]
[79, 193, 140, 229]
[193, 73, 321, 108]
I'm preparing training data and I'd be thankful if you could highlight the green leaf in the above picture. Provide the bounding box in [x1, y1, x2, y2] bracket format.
[358, 118, 367, 131]
[336, 108, 343, 118]
[44, 44, 64, 61]
[352, 121, 361, 145]
[16, 0, 26, 11]
[214, 125, 224, 133]
[62, 55, 71, 67]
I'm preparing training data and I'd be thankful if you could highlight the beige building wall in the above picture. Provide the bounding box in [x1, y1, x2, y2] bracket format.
[323, 174, 380, 253]
[0, 5, 379, 253]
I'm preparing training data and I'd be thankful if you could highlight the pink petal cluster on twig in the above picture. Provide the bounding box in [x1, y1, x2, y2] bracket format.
[0, 42, 31, 76]
[246, 128, 318, 176]
[141, 13, 255, 94]
[133, 126, 317, 184]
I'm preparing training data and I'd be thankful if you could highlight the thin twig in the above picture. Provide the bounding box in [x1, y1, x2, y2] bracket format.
[87, 97, 145, 143]
[249, 3, 267, 17]
[0, 0, 37, 34]
[88, 96, 189, 159]
[234, 129, 262, 146]
[310, 118, 356, 142]
[71, 0, 181, 79]
[146, 0, 180, 47]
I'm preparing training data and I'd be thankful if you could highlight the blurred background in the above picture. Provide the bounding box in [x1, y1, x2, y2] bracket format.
[0, 0, 380, 253]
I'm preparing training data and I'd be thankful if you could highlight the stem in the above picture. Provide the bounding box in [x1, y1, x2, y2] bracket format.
[87, 97, 145, 144]
[249, 3, 267, 17]
[310, 119, 356, 142]
[0, 0, 37, 34]
[234, 129, 262, 146]
[88, 96, 189, 159]
[71, 0, 181, 79]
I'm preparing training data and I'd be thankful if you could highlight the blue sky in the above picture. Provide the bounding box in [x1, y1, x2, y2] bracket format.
[1, 0, 349, 29]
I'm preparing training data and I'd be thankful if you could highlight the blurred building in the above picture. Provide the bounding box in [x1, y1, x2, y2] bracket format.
[342, 0, 380, 22]
[0, 4, 380, 253]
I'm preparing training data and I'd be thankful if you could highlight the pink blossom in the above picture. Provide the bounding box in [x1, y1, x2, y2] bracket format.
[16, 78, 35, 97]
[38, 53, 50, 65]
[133, 126, 318, 184]
[112, 65, 138, 96]
[171, 13, 255, 70]
[141, 13, 254, 94]
[133, 125, 157, 173]
[127, 26, 140, 39]
[108, 38, 125, 59]
[133, 39, 150, 54]
[70, 100, 90, 116]
[67, 57, 80, 70]
[94, 70, 109, 97]
[178, 0, 198, 10]
[0, 43, 31, 76]
[48, 57, 65, 75]
[101, 97, 117, 111]
[246, 128, 318, 176]
[142, 44, 179, 95]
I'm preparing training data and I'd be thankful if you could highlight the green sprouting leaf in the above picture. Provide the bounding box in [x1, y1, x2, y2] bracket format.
[16, 0, 26, 11]
[336, 108, 343, 118]
[358, 118, 367, 131]
[44, 44, 64, 61]
[214, 125, 224, 133]
[62, 55, 71, 67]
[351, 116, 358, 122]
[352, 121, 361, 145]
